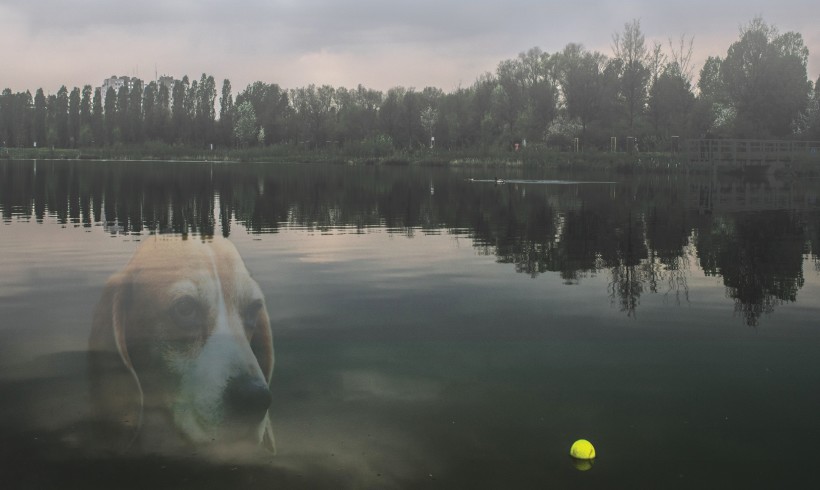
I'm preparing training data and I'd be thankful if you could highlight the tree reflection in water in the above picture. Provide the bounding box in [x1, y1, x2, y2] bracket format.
[698, 210, 806, 326]
[1, 160, 817, 326]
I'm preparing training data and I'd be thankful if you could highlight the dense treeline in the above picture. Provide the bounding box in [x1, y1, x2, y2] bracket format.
[2, 18, 819, 154]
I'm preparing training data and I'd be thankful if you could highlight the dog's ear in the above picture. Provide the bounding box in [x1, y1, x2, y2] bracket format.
[251, 307, 274, 382]
[251, 305, 275, 454]
[88, 272, 144, 449]
[261, 412, 276, 454]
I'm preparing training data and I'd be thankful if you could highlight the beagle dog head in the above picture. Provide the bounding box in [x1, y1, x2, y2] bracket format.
[89, 235, 275, 453]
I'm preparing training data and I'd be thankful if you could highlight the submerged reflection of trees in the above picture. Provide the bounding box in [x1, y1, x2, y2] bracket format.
[0, 161, 816, 324]
[0, 161, 217, 236]
[697, 211, 805, 326]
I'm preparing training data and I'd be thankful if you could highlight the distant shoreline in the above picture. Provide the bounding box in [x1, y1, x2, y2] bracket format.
[6, 145, 819, 177]
[1, 144, 689, 170]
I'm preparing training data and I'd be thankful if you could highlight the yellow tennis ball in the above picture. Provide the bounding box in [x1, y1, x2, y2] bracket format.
[570, 439, 596, 460]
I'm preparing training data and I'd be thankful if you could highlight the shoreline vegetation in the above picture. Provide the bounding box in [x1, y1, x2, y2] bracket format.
[4, 142, 678, 167]
[5, 143, 820, 177]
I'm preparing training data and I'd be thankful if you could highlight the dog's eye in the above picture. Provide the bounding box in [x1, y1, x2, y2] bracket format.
[171, 297, 200, 326]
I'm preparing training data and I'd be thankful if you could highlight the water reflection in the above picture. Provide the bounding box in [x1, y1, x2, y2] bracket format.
[2, 160, 819, 325]
[88, 235, 275, 454]
[4, 160, 820, 488]
[697, 211, 806, 326]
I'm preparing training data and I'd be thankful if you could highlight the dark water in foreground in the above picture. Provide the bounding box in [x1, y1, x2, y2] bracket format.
[2, 160, 820, 489]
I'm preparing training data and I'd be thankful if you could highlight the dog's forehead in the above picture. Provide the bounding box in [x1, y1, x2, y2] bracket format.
[126, 236, 257, 297]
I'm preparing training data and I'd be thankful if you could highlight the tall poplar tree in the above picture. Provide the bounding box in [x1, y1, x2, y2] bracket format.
[117, 84, 130, 143]
[33, 88, 47, 147]
[55, 86, 69, 148]
[185, 77, 198, 144]
[172, 76, 189, 143]
[91, 88, 103, 146]
[142, 81, 157, 140]
[196, 73, 216, 146]
[79, 85, 93, 146]
[219, 79, 234, 146]
[129, 79, 143, 143]
[104, 87, 117, 145]
[68, 87, 81, 147]
[157, 82, 171, 143]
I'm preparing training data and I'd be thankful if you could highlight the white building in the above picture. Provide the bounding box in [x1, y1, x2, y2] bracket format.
[98, 74, 180, 107]
[157, 75, 176, 93]
[100, 76, 132, 97]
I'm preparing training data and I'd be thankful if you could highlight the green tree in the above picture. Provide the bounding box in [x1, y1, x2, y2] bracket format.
[691, 56, 730, 137]
[129, 79, 143, 143]
[558, 44, 607, 143]
[104, 87, 117, 145]
[379, 87, 405, 147]
[420, 106, 437, 147]
[236, 82, 293, 145]
[68, 87, 81, 147]
[80, 86, 92, 128]
[803, 76, 820, 139]
[472, 74, 497, 145]
[720, 17, 811, 137]
[171, 76, 190, 144]
[55, 86, 69, 147]
[91, 87, 103, 146]
[219, 79, 234, 146]
[117, 84, 130, 143]
[233, 100, 257, 147]
[518, 48, 559, 142]
[612, 19, 650, 130]
[195, 74, 216, 146]
[142, 81, 157, 140]
[0, 90, 6, 145]
[289, 84, 336, 147]
[0, 89, 33, 147]
[79, 85, 93, 146]
[45, 94, 57, 146]
[33, 88, 47, 146]
[405, 89, 428, 148]
[648, 63, 695, 140]
[185, 77, 198, 144]
[20, 91, 34, 147]
[156, 81, 171, 143]
[493, 58, 526, 142]
[0, 89, 12, 146]
[332, 85, 382, 146]
[437, 86, 475, 148]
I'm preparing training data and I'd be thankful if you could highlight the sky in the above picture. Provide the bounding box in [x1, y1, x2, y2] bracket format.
[2, 0, 819, 95]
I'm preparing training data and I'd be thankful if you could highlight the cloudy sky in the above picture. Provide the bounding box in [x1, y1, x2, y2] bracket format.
[2, 0, 819, 94]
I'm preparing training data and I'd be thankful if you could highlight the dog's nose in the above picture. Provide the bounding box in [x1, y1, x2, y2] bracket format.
[224, 374, 272, 422]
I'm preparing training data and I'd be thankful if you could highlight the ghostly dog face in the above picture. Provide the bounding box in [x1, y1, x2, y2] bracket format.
[89, 236, 275, 452]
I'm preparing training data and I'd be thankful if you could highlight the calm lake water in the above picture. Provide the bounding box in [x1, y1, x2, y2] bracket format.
[2, 159, 820, 489]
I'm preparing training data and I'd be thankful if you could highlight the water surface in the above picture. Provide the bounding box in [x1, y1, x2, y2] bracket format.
[2, 160, 820, 488]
